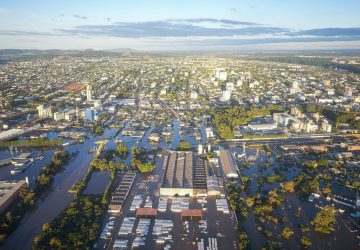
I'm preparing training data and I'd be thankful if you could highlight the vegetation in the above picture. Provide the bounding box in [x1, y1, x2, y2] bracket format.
[0, 138, 62, 148]
[91, 125, 105, 136]
[311, 205, 336, 234]
[116, 143, 128, 155]
[177, 140, 192, 151]
[238, 231, 250, 250]
[252, 56, 360, 75]
[131, 147, 156, 173]
[209, 105, 284, 139]
[226, 184, 251, 249]
[302, 104, 360, 130]
[33, 155, 119, 249]
[281, 227, 294, 239]
[0, 187, 36, 242]
[281, 180, 296, 192]
[33, 196, 105, 249]
[300, 236, 312, 248]
[36, 150, 70, 190]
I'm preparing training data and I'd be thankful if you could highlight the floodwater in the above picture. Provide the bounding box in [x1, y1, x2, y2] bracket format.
[84, 171, 110, 195]
[226, 145, 360, 250]
[1, 132, 100, 250]
[1, 117, 208, 250]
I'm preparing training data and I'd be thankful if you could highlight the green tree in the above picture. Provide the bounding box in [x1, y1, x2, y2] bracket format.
[177, 140, 192, 151]
[238, 231, 249, 250]
[19, 187, 36, 207]
[311, 205, 336, 234]
[281, 227, 294, 239]
[300, 236, 312, 248]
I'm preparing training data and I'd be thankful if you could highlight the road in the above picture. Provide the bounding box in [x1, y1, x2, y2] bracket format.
[218, 134, 356, 147]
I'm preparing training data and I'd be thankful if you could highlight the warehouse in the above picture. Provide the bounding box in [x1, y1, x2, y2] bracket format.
[219, 150, 238, 179]
[0, 180, 27, 215]
[108, 171, 136, 214]
[160, 151, 207, 197]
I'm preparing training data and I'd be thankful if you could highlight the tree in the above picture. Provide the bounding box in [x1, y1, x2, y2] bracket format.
[238, 231, 249, 250]
[311, 205, 336, 234]
[245, 197, 255, 208]
[19, 187, 36, 207]
[37, 174, 52, 186]
[116, 144, 128, 155]
[177, 140, 192, 151]
[281, 181, 295, 192]
[300, 236, 312, 248]
[281, 227, 294, 239]
[137, 162, 156, 173]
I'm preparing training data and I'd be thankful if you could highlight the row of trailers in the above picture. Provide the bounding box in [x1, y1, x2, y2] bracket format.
[108, 171, 136, 214]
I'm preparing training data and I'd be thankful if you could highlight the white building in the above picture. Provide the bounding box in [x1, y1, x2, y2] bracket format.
[190, 90, 198, 99]
[215, 69, 227, 81]
[273, 113, 305, 131]
[53, 111, 65, 121]
[221, 90, 231, 102]
[236, 80, 243, 87]
[345, 86, 353, 97]
[226, 82, 234, 91]
[37, 105, 52, 118]
[86, 84, 93, 101]
[328, 89, 335, 96]
[205, 127, 214, 138]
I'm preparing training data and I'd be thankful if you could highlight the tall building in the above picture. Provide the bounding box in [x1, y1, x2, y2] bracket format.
[37, 105, 52, 118]
[86, 84, 93, 101]
[215, 69, 227, 81]
[85, 108, 95, 122]
[290, 81, 299, 94]
[345, 85, 353, 97]
[221, 90, 231, 102]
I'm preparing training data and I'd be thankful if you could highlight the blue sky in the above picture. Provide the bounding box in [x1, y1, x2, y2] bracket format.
[0, 0, 360, 50]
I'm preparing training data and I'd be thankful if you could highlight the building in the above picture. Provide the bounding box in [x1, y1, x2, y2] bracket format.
[248, 123, 278, 131]
[345, 85, 353, 97]
[190, 90, 198, 99]
[215, 69, 227, 81]
[221, 90, 231, 102]
[219, 150, 238, 179]
[273, 113, 305, 131]
[37, 104, 52, 118]
[53, 111, 65, 121]
[108, 171, 136, 214]
[160, 151, 207, 197]
[85, 108, 95, 122]
[0, 128, 25, 142]
[206, 176, 221, 196]
[86, 84, 93, 101]
[0, 180, 27, 215]
[205, 127, 214, 138]
[330, 183, 360, 208]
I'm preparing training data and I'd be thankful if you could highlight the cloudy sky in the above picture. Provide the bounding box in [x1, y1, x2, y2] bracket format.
[0, 0, 360, 51]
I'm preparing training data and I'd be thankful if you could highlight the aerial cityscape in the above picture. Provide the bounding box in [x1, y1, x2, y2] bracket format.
[0, 1, 359, 250]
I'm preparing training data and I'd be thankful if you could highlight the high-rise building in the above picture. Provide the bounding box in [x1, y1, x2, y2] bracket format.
[86, 84, 93, 101]
[37, 105, 52, 118]
[215, 69, 227, 81]
[345, 85, 353, 97]
[221, 90, 231, 102]
[85, 109, 95, 122]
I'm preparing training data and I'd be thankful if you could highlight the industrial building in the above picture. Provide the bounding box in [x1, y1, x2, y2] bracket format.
[160, 151, 207, 197]
[0, 180, 27, 215]
[218, 150, 239, 179]
[108, 171, 136, 214]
